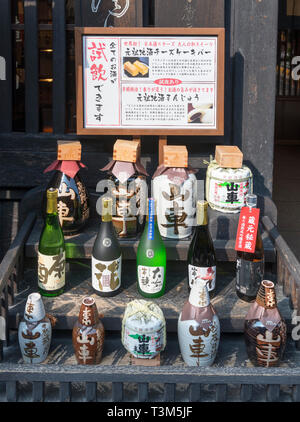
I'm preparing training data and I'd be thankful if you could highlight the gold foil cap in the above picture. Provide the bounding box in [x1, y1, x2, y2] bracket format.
[46, 188, 58, 214]
[197, 200, 208, 226]
[102, 197, 113, 222]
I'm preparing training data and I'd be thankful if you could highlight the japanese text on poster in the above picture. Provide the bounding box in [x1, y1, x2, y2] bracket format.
[83, 36, 218, 130]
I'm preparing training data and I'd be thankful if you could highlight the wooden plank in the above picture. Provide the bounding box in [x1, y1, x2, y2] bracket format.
[112, 382, 123, 402]
[59, 382, 71, 402]
[189, 384, 201, 402]
[0, 212, 36, 294]
[10, 265, 291, 334]
[52, 0, 66, 133]
[164, 383, 175, 402]
[74, 0, 143, 27]
[154, 0, 225, 27]
[6, 381, 17, 402]
[85, 382, 97, 402]
[216, 384, 227, 402]
[138, 383, 148, 402]
[24, 0, 39, 133]
[0, 0, 12, 132]
[240, 384, 252, 402]
[32, 381, 45, 402]
[266, 384, 280, 402]
[232, 0, 278, 197]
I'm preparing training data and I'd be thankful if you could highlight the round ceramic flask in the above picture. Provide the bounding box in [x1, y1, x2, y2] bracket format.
[72, 297, 105, 365]
[178, 280, 220, 367]
[244, 280, 287, 367]
[122, 300, 166, 359]
[18, 293, 52, 364]
[153, 169, 197, 239]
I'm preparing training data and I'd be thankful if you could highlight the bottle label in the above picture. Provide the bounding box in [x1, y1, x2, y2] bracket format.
[209, 178, 250, 209]
[148, 199, 155, 240]
[236, 258, 264, 297]
[38, 251, 65, 291]
[146, 249, 155, 259]
[123, 326, 164, 358]
[103, 238, 112, 248]
[92, 256, 122, 293]
[235, 207, 260, 254]
[138, 266, 164, 293]
[188, 265, 216, 292]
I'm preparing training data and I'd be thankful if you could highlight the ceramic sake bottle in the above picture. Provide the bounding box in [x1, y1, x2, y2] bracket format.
[244, 280, 287, 367]
[18, 293, 52, 364]
[72, 297, 105, 365]
[178, 279, 220, 366]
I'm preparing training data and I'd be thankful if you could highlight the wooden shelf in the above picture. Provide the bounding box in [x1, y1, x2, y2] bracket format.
[8, 262, 291, 334]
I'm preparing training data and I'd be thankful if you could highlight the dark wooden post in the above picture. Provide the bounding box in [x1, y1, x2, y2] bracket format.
[231, 0, 279, 197]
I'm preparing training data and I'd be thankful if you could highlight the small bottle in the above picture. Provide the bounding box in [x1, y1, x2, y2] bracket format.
[187, 200, 217, 298]
[92, 197, 122, 297]
[244, 280, 287, 367]
[38, 188, 66, 297]
[178, 279, 220, 367]
[236, 194, 264, 302]
[137, 198, 167, 298]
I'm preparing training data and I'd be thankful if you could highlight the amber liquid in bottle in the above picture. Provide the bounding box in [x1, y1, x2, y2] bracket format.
[236, 194, 264, 302]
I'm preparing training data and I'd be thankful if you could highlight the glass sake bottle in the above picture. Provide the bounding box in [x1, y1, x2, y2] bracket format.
[187, 200, 217, 298]
[236, 194, 265, 302]
[92, 197, 122, 297]
[38, 188, 66, 297]
[137, 198, 167, 298]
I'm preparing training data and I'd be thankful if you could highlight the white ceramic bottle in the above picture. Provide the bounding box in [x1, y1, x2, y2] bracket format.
[18, 293, 52, 364]
[178, 279, 220, 366]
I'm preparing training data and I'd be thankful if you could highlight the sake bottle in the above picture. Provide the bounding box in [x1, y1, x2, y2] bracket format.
[187, 200, 217, 298]
[137, 198, 167, 298]
[236, 194, 264, 302]
[38, 188, 66, 297]
[92, 197, 122, 297]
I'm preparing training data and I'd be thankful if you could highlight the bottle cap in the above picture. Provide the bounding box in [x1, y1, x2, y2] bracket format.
[246, 194, 257, 208]
[197, 200, 208, 226]
[102, 197, 113, 222]
[47, 188, 58, 199]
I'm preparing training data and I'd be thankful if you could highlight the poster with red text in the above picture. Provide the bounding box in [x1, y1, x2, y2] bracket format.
[82, 36, 218, 130]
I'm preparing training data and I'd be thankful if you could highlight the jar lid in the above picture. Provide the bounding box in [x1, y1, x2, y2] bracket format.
[123, 300, 165, 334]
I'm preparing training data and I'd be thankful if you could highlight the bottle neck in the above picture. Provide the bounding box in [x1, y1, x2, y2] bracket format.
[189, 281, 210, 308]
[46, 196, 57, 215]
[256, 281, 277, 309]
[197, 206, 208, 226]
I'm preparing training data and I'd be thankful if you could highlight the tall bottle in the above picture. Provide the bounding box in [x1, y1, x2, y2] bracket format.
[137, 198, 167, 298]
[38, 188, 66, 297]
[92, 197, 122, 297]
[236, 194, 264, 302]
[187, 200, 217, 298]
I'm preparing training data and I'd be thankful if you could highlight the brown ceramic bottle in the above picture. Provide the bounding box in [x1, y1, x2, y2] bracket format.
[72, 297, 105, 365]
[244, 280, 287, 367]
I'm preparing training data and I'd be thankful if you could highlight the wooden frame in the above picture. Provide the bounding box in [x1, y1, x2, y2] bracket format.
[75, 27, 225, 136]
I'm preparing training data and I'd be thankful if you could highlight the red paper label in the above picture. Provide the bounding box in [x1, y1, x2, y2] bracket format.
[235, 207, 260, 254]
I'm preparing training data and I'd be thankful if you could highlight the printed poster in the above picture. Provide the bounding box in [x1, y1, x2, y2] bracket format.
[83, 36, 218, 130]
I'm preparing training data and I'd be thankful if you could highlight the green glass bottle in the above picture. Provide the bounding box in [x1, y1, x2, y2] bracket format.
[38, 188, 66, 297]
[137, 198, 167, 298]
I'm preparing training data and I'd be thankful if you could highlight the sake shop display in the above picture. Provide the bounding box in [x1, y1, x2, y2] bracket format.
[152, 145, 197, 239]
[101, 139, 148, 238]
[43, 141, 90, 234]
[121, 300, 166, 359]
